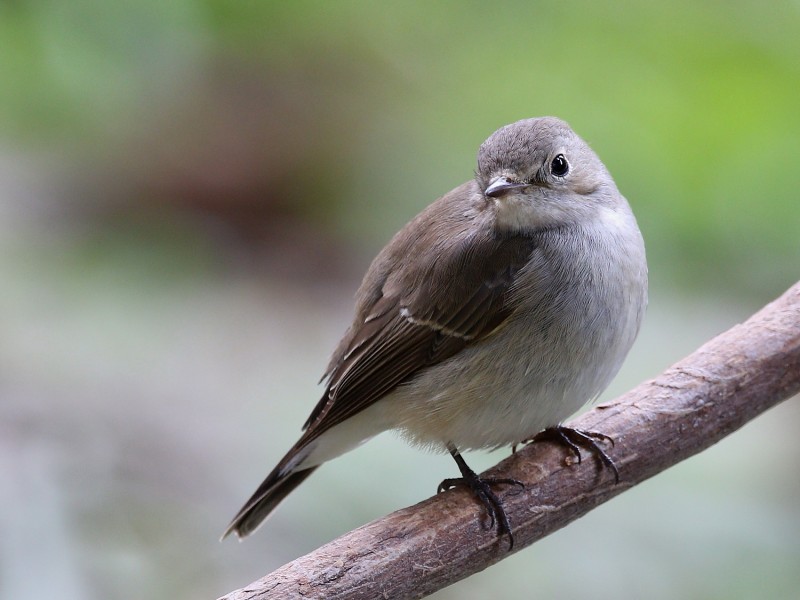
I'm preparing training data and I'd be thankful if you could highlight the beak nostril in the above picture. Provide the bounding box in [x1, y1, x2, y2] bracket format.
[485, 176, 528, 198]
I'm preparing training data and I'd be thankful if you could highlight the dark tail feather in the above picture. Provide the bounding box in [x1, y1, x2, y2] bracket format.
[221, 465, 318, 540]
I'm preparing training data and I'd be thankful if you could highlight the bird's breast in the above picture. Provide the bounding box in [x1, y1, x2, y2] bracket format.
[384, 215, 647, 451]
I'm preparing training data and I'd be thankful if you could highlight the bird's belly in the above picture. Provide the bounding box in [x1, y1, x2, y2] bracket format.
[384, 294, 639, 451]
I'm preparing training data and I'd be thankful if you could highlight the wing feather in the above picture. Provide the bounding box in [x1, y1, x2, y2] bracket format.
[301, 229, 538, 442]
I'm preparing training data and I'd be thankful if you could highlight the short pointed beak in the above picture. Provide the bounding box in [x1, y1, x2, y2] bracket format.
[484, 176, 528, 198]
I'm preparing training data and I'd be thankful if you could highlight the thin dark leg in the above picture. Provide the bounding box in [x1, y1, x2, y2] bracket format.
[437, 444, 524, 550]
[528, 426, 620, 483]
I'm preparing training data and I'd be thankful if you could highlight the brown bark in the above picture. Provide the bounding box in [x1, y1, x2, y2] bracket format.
[219, 282, 800, 600]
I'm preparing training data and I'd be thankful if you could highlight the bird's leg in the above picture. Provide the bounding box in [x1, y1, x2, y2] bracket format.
[437, 444, 524, 549]
[527, 426, 619, 483]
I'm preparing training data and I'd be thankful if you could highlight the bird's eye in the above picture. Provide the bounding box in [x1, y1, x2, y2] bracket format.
[550, 154, 569, 177]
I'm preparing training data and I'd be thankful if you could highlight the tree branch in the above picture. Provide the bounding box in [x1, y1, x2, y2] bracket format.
[219, 282, 800, 600]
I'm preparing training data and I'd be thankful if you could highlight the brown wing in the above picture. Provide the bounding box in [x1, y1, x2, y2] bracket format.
[300, 231, 538, 443]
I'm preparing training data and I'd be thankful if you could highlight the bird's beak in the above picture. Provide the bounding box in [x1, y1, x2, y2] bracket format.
[484, 176, 528, 198]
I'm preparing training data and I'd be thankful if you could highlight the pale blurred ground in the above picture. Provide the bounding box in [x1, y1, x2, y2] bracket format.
[1, 2, 799, 599]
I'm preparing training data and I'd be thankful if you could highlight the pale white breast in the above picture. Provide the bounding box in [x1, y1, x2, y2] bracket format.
[384, 204, 647, 451]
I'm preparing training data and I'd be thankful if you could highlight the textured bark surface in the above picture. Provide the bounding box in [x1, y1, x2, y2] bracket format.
[219, 282, 800, 600]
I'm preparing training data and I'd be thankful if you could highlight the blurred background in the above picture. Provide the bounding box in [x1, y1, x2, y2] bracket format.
[1, 1, 799, 598]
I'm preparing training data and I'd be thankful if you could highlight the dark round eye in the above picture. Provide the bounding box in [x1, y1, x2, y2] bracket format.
[550, 154, 569, 177]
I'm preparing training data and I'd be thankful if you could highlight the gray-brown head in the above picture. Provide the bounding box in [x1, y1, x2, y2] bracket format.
[475, 117, 625, 232]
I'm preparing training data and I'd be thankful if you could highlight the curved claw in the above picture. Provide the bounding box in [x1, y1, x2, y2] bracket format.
[439, 448, 525, 550]
[437, 477, 462, 494]
[528, 426, 620, 483]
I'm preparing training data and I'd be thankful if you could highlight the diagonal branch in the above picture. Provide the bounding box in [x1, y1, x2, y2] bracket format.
[219, 281, 800, 600]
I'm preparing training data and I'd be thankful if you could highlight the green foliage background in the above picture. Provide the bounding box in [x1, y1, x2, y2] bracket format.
[1, 2, 798, 599]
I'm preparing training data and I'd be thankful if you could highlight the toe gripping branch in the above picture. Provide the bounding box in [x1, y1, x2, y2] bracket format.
[438, 445, 524, 550]
[437, 427, 618, 551]
[529, 426, 620, 483]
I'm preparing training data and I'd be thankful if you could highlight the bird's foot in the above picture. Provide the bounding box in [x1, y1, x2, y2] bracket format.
[438, 448, 524, 550]
[527, 426, 619, 483]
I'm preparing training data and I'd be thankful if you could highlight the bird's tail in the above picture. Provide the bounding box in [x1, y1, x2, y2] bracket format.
[221, 459, 318, 540]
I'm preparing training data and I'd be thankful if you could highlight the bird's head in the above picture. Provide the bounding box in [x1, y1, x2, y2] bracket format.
[476, 117, 624, 233]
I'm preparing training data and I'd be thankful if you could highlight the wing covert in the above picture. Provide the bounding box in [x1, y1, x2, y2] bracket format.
[301, 231, 538, 441]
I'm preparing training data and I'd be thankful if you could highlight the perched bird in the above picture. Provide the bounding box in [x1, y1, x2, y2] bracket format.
[223, 117, 648, 547]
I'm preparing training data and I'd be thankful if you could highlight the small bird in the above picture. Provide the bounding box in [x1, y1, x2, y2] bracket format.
[223, 117, 648, 547]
